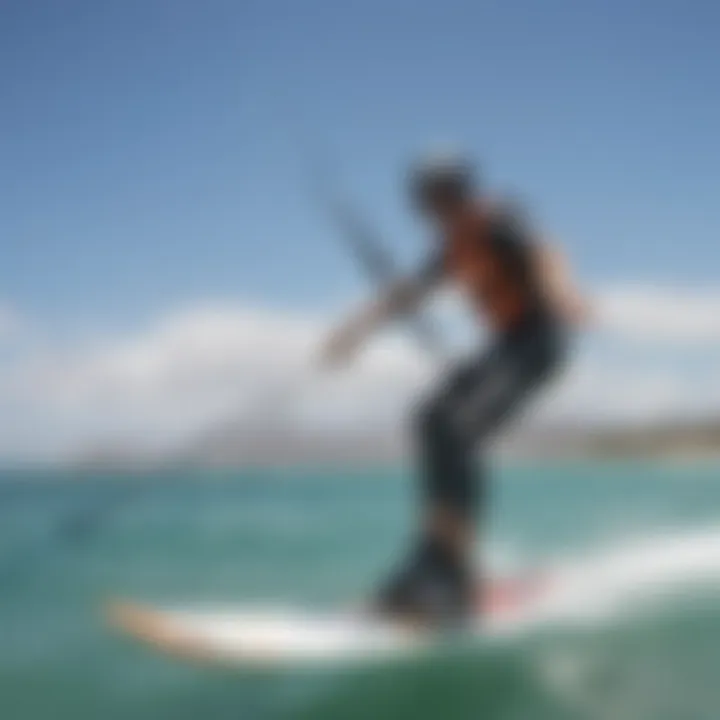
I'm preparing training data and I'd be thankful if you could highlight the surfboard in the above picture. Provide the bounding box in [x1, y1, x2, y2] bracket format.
[105, 575, 550, 668]
[106, 523, 720, 669]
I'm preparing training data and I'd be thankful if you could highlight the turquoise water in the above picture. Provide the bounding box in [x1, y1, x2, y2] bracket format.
[1, 463, 720, 719]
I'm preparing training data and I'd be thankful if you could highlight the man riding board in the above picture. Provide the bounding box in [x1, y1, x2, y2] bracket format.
[321, 154, 589, 624]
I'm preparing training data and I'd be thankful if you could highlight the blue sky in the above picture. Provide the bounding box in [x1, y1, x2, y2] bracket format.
[3, 0, 720, 324]
[1, 0, 720, 460]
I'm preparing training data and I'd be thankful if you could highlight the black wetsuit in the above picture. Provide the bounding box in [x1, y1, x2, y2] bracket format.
[416, 307, 565, 522]
[378, 205, 569, 620]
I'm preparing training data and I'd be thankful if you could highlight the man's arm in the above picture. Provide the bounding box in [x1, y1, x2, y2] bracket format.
[534, 241, 591, 325]
[320, 256, 444, 367]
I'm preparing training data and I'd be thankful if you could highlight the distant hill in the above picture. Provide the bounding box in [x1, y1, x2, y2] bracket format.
[72, 414, 720, 470]
[557, 419, 720, 460]
[172, 415, 405, 468]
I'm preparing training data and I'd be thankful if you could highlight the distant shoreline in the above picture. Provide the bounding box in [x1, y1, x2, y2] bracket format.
[4, 454, 720, 479]
[6, 419, 720, 475]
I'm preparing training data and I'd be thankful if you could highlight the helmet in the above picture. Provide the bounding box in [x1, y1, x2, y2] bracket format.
[409, 152, 475, 210]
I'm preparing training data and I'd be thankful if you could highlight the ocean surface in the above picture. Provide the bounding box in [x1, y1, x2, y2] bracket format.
[1, 461, 720, 720]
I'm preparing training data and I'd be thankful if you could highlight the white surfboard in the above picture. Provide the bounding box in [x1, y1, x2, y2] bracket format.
[105, 575, 551, 668]
[105, 528, 720, 668]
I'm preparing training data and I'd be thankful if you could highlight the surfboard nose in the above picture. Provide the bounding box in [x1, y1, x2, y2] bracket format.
[106, 601, 163, 639]
[105, 600, 225, 664]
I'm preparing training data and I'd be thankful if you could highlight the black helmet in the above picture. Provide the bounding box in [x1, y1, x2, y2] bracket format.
[409, 152, 475, 210]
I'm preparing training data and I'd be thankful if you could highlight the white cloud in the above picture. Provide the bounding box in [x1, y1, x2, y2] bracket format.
[1, 283, 720, 462]
[540, 357, 720, 426]
[597, 284, 720, 344]
[0, 301, 429, 461]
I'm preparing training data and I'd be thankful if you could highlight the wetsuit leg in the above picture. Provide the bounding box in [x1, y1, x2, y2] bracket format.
[418, 314, 565, 521]
[377, 314, 565, 620]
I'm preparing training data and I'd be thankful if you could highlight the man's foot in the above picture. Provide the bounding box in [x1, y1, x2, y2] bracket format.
[373, 537, 474, 625]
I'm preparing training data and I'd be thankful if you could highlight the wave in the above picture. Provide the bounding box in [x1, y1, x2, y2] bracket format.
[486, 524, 720, 635]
